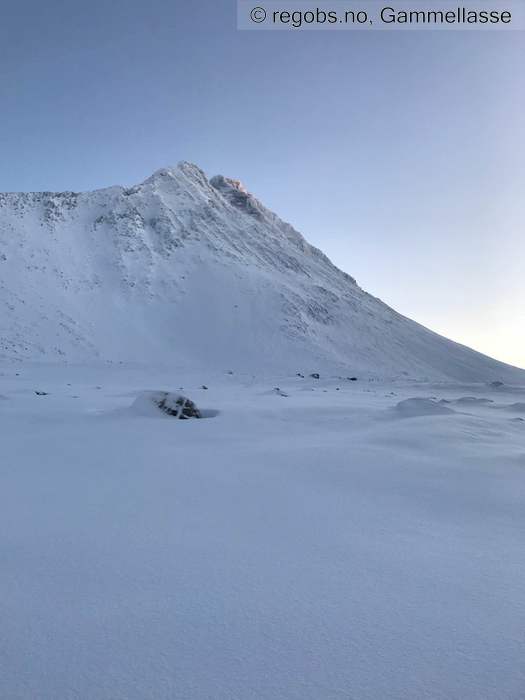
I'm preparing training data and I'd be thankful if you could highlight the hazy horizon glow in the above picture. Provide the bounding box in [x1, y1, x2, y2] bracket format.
[1, 0, 523, 368]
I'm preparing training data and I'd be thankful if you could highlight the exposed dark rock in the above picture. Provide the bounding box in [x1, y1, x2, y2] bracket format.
[154, 392, 201, 419]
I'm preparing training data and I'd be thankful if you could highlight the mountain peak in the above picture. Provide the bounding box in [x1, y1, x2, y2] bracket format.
[141, 162, 209, 188]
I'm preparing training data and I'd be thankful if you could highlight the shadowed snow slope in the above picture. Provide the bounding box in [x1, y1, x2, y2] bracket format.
[0, 161, 523, 381]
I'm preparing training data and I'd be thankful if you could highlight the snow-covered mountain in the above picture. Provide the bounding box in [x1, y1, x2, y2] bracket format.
[0, 161, 522, 381]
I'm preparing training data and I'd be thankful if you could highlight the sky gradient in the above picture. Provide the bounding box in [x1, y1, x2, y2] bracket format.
[1, 0, 523, 367]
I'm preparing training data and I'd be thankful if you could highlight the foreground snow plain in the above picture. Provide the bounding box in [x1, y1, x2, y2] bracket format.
[2, 362, 525, 699]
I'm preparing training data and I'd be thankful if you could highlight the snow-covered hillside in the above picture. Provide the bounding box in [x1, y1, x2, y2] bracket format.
[0, 161, 522, 382]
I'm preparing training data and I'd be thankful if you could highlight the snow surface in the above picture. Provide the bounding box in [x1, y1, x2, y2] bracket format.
[2, 363, 525, 699]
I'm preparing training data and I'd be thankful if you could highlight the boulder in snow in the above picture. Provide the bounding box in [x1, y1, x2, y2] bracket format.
[133, 391, 201, 419]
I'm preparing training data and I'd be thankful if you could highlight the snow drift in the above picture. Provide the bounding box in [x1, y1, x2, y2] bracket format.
[0, 161, 522, 382]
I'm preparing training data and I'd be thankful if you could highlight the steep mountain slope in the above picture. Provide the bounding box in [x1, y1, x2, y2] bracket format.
[0, 161, 522, 381]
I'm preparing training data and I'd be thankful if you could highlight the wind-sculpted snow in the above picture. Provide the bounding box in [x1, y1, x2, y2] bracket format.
[393, 396, 456, 417]
[0, 161, 523, 382]
[1, 365, 525, 699]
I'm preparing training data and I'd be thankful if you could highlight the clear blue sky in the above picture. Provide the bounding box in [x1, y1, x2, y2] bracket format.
[1, 0, 523, 367]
